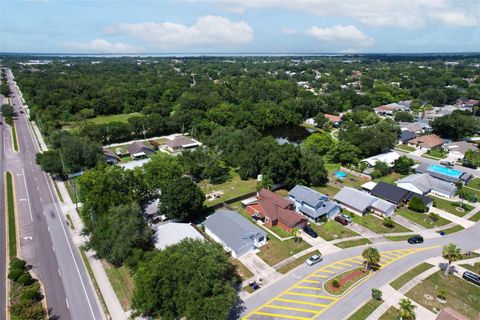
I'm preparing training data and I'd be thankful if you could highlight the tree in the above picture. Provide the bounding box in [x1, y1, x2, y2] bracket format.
[398, 298, 416, 320]
[300, 149, 328, 186]
[408, 196, 427, 213]
[442, 243, 462, 276]
[456, 187, 476, 204]
[313, 113, 329, 128]
[36, 150, 63, 176]
[371, 288, 382, 301]
[132, 239, 238, 320]
[143, 153, 183, 189]
[362, 247, 380, 272]
[393, 156, 415, 175]
[329, 141, 361, 166]
[394, 111, 414, 122]
[371, 161, 390, 179]
[438, 288, 447, 301]
[463, 150, 480, 168]
[1, 104, 14, 125]
[302, 133, 334, 155]
[383, 217, 394, 228]
[87, 202, 153, 267]
[431, 110, 480, 140]
[158, 177, 205, 221]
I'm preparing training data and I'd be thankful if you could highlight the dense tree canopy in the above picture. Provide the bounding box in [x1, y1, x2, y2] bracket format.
[431, 110, 480, 140]
[158, 177, 205, 221]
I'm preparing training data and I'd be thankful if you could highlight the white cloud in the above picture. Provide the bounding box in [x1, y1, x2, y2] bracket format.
[306, 25, 374, 47]
[431, 11, 480, 27]
[281, 27, 297, 35]
[64, 39, 143, 53]
[104, 15, 253, 49]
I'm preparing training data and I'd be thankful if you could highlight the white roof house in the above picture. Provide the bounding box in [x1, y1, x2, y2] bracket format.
[396, 174, 457, 199]
[361, 151, 400, 168]
[333, 187, 395, 217]
[153, 222, 204, 251]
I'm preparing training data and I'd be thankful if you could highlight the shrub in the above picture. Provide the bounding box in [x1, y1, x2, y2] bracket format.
[20, 285, 42, 302]
[332, 279, 340, 288]
[16, 273, 34, 286]
[8, 269, 24, 281]
[383, 217, 394, 228]
[429, 212, 439, 221]
[372, 288, 383, 300]
[438, 288, 447, 300]
[408, 196, 427, 213]
[10, 258, 27, 270]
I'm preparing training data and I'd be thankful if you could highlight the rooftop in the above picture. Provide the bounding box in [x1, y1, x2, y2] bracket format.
[153, 222, 204, 251]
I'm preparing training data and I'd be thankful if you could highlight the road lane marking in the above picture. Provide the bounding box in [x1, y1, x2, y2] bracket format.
[252, 311, 309, 319]
[295, 285, 322, 291]
[275, 298, 328, 308]
[327, 265, 344, 270]
[310, 274, 327, 278]
[301, 280, 319, 284]
[284, 292, 338, 300]
[58, 268, 62, 277]
[65, 298, 69, 309]
[21, 168, 34, 223]
[52, 246, 55, 252]
[336, 262, 352, 267]
[265, 305, 318, 314]
[317, 269, 335, 274]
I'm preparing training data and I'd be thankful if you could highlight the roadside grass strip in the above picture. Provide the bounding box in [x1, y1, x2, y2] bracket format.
[243, 247, 439, 320]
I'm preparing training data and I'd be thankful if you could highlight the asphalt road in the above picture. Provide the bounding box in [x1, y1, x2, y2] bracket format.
[1, 95, 7, 320]
[2, 70, 103, 319]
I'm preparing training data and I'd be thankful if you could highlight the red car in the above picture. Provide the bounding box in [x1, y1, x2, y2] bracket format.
[334, 215, 349, 225]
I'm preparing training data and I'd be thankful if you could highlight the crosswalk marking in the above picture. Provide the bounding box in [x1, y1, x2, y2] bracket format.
[302, 279, 320, 284]
[285, 292, 338, 300]
[253, 311, 310, 319]
[275, 298, 328, 308]
[318, 269, 335, 274]
[265, 304, 318, 314]
[295, 285, 322, 291]
[311, 274, 328, 278]
[327, 265, 344, 270]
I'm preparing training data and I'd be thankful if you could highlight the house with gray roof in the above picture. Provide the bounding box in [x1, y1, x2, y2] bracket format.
[415, 163, 471, 184]
[333, 187, 395, 217]
[443, 141, 478, 160]
[203, 210, 267, 258]
[396, 173, 457, 198]
[127, 141, 155, 159]
[288, 185, 340, 222]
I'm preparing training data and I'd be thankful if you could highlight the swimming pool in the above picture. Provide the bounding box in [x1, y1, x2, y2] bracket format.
[428, 164, 462, 178]
[335, 171, 347, 179]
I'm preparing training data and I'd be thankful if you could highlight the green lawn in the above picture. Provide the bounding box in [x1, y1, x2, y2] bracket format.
[405, 271, 480, 318]
[257, 236, 311, 266]
[335, 238, 372, 249]
[351, 214, 411, 234]
[328, 172, 369, 189]
[460, 262, 480, 274]
[87, 112, 142, 125]
[432, 197, 473, 217]
[80, 250, 109, 317]
[271, 225, 293, 238]
[467, 178, 480, 190]
[378, 307, 399, 320]
[425, 148, 447, 159]
[347, 298, 383, 320]
[199, 171, 258, 207]
[437, 224, 464, 235]
[373, 172, 406, 184]
[103, 262, 134, 311]
[390, 262, 433, 290]
[312, 184, 340, 197]
[386, 235, 412, 242]
[325, 162, 341, 174]
[395, 144, 416, 152]
[397, 209, 450, 228]
[277, 250, 321, 274]
[230, 258, 254, 281]
[308, 220, 359, 241]
[469, 210, 480, 222]
[6, 172, 16, 258]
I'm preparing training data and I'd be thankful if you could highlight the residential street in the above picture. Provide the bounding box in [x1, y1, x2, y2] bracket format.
[2, 70, 104, 319]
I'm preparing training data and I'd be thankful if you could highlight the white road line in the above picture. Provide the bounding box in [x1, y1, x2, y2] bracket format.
[58, 268, 62, 277]
[52, 246, 55, 252]
[66, 298, 70, 309]
[47, 226, 50, 233]
[21, 168, 34, 223]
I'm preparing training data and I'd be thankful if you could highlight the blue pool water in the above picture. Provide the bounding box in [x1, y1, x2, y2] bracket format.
[335, 171, 347, 179]
[428, 164, 462, 178]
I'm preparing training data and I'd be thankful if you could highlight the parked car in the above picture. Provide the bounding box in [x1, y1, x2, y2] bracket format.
[334, 215, 349, 225]
[340, 214, 352, 223]
[440, 160, 454, 167]
[306, 254, 323, 266]
[462, 271, 480, 286]
[303, 225, 318, 238]
[407, 235, 424, 244]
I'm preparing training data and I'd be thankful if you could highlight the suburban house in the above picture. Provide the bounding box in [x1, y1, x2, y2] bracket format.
[408, 134, 444, 150]
[398, 121, 430, 134]
[371, 181, 433, 209]
[374, 103, 409, 116]
[203, 210, 267, 258]
[396, 174, 457, 198]
[443, 141, 478, 160]
[164, 135, 201, 153]
[333, 187, 396, 217]
[324, 113, 343, 127]
[361, 151, 400, 168]
[288, 185, 341, 222]
[127, 141, 155, 159]
[246, 188, 308, 233]
[415, 163, 471, 184]
[456, 98, 479, 109]
[102, 149, 121, 164]
[398, 130, 416, 144]
[153, 222, 204, 251]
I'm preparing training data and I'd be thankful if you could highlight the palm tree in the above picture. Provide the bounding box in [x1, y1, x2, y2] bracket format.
[398, 298, 416, 320]
[362, 247, 380, 272]
[442, 243, 462, 276]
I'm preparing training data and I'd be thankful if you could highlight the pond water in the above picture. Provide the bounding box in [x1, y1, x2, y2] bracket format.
[263, 125, 312, 145]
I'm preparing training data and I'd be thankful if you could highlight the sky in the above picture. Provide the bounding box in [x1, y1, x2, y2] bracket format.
[0, 0, 479, 54]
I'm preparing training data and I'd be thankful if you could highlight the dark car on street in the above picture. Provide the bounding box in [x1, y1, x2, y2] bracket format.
[462, 271, 480, 286]
[334, 215, 349, 225]
[303, 225, 318, 238]
[407, 235, 424, 244]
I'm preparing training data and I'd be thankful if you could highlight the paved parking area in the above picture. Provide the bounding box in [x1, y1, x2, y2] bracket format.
[243, 247, 436, 320]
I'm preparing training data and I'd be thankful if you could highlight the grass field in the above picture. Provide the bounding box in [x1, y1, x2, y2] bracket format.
[469, 210, 480, 222]
[6, 172, 16, 257]
[437, 224, 464, 235]
[308, 220, 359, 241]
[199, 171, 258, 207]
[373, 172, 406, 184]
[230, 258, 254, 280]
[86, 112, 142, 125]
[277, 250, 321, 274]
[351, 214, 411, 234]
[390, 262, 433, 290]
[378, 307, 398, 320]
[460, 262, 480, 274]
[432, 197, 473, 217]
[335, 238, 372, 249]
[467, 178, 480, 190]
[397, 209, 450, 228]
[405, 271, 480, 318]
[347, 298, 383, 320]
[312, 184, 340, 197]
[257, 236, 311, 266]
[395, 144, 416, 152]
[103, 262, 134, 311]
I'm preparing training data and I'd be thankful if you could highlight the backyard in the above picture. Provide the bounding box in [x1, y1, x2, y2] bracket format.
[351, 214, 411, 234]
[397, 209, 450, 228]
[257, 236, 311, 266]
[373, 172, 406, 184]
[308, 220, 359, 241]
[405, 271, 480, 318]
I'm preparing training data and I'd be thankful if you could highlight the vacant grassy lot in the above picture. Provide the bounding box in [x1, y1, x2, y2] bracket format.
[230, 258, 254, 281]
[199, 171, 258, 207]
[88, 112, 142, 124]
[103, 263, 134, 311]
[406, 271, 480, 318]
[432, 197, 473, 217]
[351, 214, 411, 234]
[309, 220, 359, 241]
[373, 172, 406, 184]
[347, 298, 383, 320]
[335, 238, 372, 249]
[397, 209, 450, 228]
[390, 262, 433, 290]
[277, 250, 321, 274]
[437, 224, 464, 235]
[378, 307, 399, 320]
[257, 236, 311, 266]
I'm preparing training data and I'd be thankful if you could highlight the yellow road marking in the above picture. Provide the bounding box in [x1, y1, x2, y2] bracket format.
[347, 258, 364, 265]
[265, 304, 318, 314]
[253, 311, 310, 319]
[295, 285, 322, 291]
[311, 274, 327, 278]
[318, 269, 335, 274]
[285, 292, 338, 300]
[302, 279, 319, 284]
[275, 298, 327, 308]
[336, 261, 352, 267]
[327, 265, 344, 270]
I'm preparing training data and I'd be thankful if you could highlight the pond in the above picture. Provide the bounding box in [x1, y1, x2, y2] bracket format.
[263, 125, 312, 145]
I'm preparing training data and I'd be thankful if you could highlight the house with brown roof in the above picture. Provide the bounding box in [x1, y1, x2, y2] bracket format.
[164, 135, 201, 153]
[409, 134, 444, 150]
[246, 189, 308, 233]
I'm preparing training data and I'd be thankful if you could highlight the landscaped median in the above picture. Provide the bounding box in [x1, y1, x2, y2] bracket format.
[11, 124, 19, 152]
[324, 267, 370, 295]
[6, 171, 17, 257]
